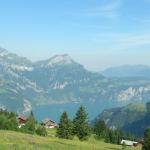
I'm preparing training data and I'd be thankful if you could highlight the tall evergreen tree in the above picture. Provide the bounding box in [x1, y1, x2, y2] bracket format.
[94, 119, 106, 138]
[24, 111, 36, 133]
[105, 129, 123, 144]
[73, 106, 91, 141]
[143, 128, 150, 150]
[105, 129, 111, 143]
[57, 112, 73, 139]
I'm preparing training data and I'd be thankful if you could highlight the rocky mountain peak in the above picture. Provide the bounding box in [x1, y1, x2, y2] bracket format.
[47, 54, 74, 66]
[35, 54, 77, 68]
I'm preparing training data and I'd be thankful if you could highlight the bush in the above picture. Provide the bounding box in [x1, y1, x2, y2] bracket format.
[36, 126, 47, 136]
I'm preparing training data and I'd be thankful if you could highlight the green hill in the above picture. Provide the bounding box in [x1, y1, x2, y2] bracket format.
[96, 103, 147, 129]
[96, 102, 150, 136]
[0, 130, 141, 150]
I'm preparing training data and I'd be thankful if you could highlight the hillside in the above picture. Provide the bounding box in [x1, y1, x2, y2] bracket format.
[0, 130, 140, 150]
[96, 102, 150, 136]
[1, 48, 150, 120]
[123, 102, 150, 136]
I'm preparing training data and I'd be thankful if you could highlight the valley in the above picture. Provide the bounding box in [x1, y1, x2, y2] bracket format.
[1, 48, 150, 121]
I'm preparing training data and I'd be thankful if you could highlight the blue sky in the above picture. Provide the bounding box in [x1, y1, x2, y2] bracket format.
[0, 0, 150, 71]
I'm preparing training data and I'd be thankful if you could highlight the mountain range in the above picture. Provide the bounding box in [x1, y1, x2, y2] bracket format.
[101, 65, 150, 78]
[1, 48, 150, 121]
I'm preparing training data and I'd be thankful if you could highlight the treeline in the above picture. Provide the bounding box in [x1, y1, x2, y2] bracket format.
[93, 119, 137, 145]
[0, 109, 47, 136]
[1, 107, 150, 149]
[57, 105, 138, 144]
[0, 109, 18, 130]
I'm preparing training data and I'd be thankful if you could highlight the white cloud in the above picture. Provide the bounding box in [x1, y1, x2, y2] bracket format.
[86, 0, 123, 19]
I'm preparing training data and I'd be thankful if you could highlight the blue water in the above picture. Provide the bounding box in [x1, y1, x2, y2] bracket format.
[33, 100, 121, 122]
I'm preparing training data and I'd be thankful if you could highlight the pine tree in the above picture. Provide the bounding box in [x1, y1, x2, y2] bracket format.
[104, 129, 114, 144]
[115, 130, 123, 145]
[73, 106, 91, 141]
[94, 119, 106, 138]
[105, 129, 111, 143]
[143, 128, 150, 150]
[24, 111, 36, 133]
[57, 111, 73, 139]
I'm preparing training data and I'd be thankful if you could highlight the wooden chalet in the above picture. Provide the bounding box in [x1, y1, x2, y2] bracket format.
[18, 116, 27, 128]
[41, 118, 58, 129]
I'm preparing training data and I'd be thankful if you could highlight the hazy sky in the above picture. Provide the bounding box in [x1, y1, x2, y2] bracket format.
[0, 0, 150, 71]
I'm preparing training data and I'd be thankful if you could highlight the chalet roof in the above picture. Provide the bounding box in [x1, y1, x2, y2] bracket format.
[42, 118, 56, 124]
[41, 118, 59, 128]
[18, 116, 27, 121]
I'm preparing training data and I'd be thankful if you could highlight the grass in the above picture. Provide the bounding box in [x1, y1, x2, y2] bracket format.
[0, 129, 142, 150]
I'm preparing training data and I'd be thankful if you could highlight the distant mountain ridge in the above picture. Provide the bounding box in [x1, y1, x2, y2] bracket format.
[101, 65, 150, 78]
[1, 48, 150, 121]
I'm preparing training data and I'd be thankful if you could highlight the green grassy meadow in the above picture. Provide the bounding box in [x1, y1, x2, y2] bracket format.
[0, 130, 141, 150]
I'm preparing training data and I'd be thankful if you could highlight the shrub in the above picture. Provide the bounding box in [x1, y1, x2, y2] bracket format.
[36, 126, 47, 136]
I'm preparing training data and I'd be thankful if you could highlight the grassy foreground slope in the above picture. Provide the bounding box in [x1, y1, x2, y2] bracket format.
[0, 130, 141, 150]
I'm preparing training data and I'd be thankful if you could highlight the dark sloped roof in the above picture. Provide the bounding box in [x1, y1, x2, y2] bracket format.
[18, 116, 27, 121]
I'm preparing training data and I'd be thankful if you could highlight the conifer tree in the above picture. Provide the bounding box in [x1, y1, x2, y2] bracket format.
[94, 119, 106, 138]
[73, 106, 91, 141]
[143, 128, 150, 150]
[24, 111, 36, 133]
[105, 129, 111, 143]
[57, 111, 73, 139]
